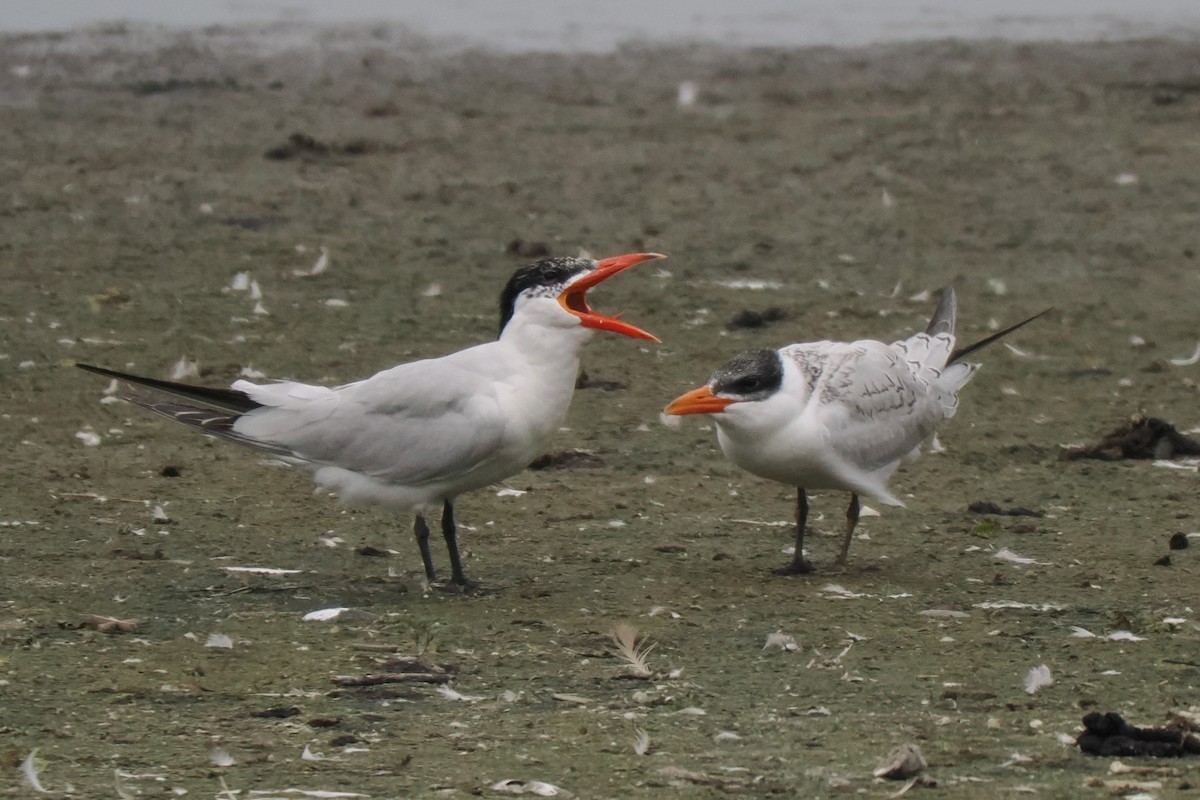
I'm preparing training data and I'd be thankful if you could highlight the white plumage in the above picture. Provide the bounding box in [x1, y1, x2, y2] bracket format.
[666, 288, 1045, 573]
[80, 253, 664, 587]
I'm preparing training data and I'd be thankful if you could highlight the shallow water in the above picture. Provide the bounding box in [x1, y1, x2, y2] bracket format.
[2, 27, 1200, 798]
[3, 0, 1200, 50]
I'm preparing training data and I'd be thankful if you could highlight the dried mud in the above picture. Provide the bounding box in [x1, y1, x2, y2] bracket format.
[3, 24, 1200, 799]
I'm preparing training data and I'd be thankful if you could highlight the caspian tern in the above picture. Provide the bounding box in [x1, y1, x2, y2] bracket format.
[664, 288, 1047, 574]
[79, 252, 664, 587]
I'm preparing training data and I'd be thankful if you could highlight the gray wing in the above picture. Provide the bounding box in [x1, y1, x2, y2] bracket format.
[784, 340, 954, 473]
[233, 360, 508, 488]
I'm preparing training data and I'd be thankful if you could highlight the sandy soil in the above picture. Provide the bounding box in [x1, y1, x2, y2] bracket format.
[3, 23, 1200, 798]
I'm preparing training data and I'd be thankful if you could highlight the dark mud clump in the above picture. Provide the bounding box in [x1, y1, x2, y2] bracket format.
[575, 369, 627, 391]
[265, 132, 394, 160]
[506, 239, 552, 258]
[727, 306, 788, 330]
[967, 501, 1044, 517]
[1077, 712, 1200, 757]
[1061, 415, 1200, 460]
[528, 449, 606, 470]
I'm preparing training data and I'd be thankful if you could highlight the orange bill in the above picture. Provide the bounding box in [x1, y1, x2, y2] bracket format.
[557, 252, 665, 342]
[664, 385, 735, 415]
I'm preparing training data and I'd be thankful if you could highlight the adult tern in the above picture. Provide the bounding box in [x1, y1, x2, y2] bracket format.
[80, 252, 664, 587]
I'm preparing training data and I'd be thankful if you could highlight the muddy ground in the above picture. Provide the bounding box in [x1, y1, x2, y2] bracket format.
[3, 23, 1200, 799]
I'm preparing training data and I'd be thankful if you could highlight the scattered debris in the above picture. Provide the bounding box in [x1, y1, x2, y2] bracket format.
[224, 566, 303, 575]
[20, 749, 48, 793]
[265, 132, 391, 160]
[506, 239, 551, 259]
[528, 450, 605, 470]
[1069, 627, 1148, 641]
[575, 370, 628, 391]
[1084, 778, 1162, 792]
[301, 743, 339, 762]
[292, 247, 329, 277]
[1169, 533, 1189, 550]
[763, 631, 799, 651]
[713, 278, 783, 291]
[677, 80, 699, 107]
[206, 633, 234, 649]
[109, 546, 166, 561]
[1024, 664, 1054, 694]
[490, 779, 572, 797]
[332, 656, 451, 687]
[307, 717, 341, 729]
[75, 429, 102, 447]
[968, 501, 1044, 517]
[222, 216, 283, 231]
[551, 693, 591, 705]
[1174, 708, 1200, 731]
[672, 706, 707, 717]
[1169, 341, 1200, 366]
[1060, 416, 1200, 460]
[657, 766, 745, 789]
[170, 357, 200, 381]
[436, 684, 482, 702]
[126, 77, 241, 96]
[229, 272, 251, 292]
[611, 622, 655, 679]
[210, 747, 235, 767]
[63, 614, 139, 634]
[727, 306, 788, 331]
[1109, 760, 1183, 776]
[88, 287, 131, 310]
[249, 706, 301, 719]
[1077, 712, 1200, 757]
[633, 728, 651, 756]
[974, 600, 1066, 612]
[874, 743, 927, 780]
[821, 584, 866, 599]
[995, 548, 1049, 565]
[240, 788, 370, 798]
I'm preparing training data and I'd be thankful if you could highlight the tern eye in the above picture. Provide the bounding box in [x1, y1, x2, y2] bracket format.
[732, 376, 761, 393]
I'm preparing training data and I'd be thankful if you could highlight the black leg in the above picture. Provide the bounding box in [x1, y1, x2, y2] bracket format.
[774, 487, 814, 574]
[413, 514, 437, 583]
[441, 499, 468, 587]
[836, 493, 860, 567]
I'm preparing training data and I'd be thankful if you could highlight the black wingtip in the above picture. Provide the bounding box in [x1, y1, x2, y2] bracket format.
[925, 286, 957, 337]
[948, 307, 1054, 365]
[76, 362, 129, 381]
[76, 362, 261, 414]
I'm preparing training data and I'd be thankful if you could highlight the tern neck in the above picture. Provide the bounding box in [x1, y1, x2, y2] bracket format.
[499, 314, 592, 370]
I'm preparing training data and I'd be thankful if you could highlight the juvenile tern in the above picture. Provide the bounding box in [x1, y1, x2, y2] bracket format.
[80, 252, 664, 587]
[664, 288, 1046, 573]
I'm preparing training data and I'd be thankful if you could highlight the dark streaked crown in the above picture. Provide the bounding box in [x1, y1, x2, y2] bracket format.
[710, 348, 784, 401]
[498, 257, 594, 335]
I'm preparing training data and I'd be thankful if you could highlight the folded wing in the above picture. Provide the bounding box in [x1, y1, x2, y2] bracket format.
[233, 361, 508, 487]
